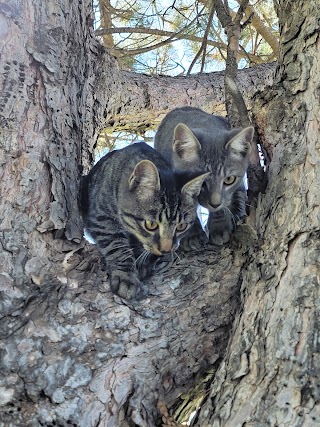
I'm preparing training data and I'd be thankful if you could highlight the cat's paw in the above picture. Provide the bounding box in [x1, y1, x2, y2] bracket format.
[137, 254, 160, 280]
[180, 231, 208, 251]
[207, 210, 236, 246]
[110, 270, 143, 299]
[209, 229, 232, 246]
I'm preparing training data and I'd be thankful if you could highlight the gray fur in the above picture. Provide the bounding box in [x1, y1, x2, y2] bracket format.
[79, 142, 208, 299]
[154, 107, 254, 245]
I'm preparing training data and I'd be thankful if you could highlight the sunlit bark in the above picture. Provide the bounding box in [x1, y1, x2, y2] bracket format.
[0, 0, 318, 426]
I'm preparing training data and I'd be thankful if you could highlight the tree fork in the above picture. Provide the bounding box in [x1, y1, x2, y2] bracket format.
[2, 0, 318, 426]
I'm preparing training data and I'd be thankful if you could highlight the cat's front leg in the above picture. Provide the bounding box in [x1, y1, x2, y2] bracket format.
[207, 209, 234, 246]
[109, 268, 143, 299]
[88, 222, 143, 299]
[179, 216, 208, 251]
[208, 187, 247, 245]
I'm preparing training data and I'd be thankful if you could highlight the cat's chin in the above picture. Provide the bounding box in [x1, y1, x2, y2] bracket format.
[205, 205, 226, 214]
[198, 198, 225, 213]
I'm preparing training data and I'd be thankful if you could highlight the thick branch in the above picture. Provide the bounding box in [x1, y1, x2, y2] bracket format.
[0, 238, 249, 425]
[98, 62, 276, 133]
[98, 0, 114, 49]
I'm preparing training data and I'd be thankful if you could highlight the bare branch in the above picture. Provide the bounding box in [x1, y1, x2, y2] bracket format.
[96, 25, 263, 62]
[235, 0, 250, 24]
[187, 3, 216, 74]
[239, 0, 279, 53]
[213, 0, 232, 28]
[97, 0, 278, 73]
[201, 4, 216, 72]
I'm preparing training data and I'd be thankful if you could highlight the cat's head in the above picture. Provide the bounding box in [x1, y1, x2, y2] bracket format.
[120, 160, 209, 255]
[171, 123, 254, 212]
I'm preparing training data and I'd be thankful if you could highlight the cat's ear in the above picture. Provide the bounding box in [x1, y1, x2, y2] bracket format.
[128, 160, 160, 199]
[226, 126, 254, 158]
[173, 124, 201, 163]
[182, 172, 210, 200]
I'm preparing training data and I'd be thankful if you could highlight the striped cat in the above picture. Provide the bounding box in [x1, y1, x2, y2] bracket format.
[79, 142, 208, 299]
[154, 107, 254, 245]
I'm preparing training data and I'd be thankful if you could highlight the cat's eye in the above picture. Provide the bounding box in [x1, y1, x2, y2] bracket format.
[176, 223, 188, 232]
[224, 176, 236, 185]
[144, 220, 159, 231]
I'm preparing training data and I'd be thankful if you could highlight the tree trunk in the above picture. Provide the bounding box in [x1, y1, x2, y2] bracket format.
[0, 1, 318, 427]
[194, 1, 320, 425]
[0, 2, 259, 426]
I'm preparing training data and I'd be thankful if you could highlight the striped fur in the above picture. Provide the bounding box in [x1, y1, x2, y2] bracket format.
[154, 107, 254, 245]
[79, 142, 208, 299]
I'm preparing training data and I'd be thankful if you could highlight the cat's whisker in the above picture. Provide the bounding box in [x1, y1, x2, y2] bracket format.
[134, 252, 145, 269]
[117, 247, 136, 262]
[172, 249, 182, 263]
[245, 203, 256, 209]
[81, 124, 213, 298]
[121, 254, 135, 263]
[108, 247, 134, 257]
[104, 249, 135, 263]
[105, 241, 132, 250]
[224, 207, 237, 228]
[108, 245, 132, 252]
[134, 250, 150, 271]
[140, 251, 150, 268]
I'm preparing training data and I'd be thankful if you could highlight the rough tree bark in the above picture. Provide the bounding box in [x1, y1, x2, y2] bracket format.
[0, 2, 270, 426]
[0, 1, 318, 427]
[102, 62, 275, 134]
[194, 1, 320, 425]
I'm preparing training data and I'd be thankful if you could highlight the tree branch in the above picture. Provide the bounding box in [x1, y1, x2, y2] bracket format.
[96, 26, 265, 63]
[97, 62, 276, 134]
[187, 3, 216, 74]
[236, 0, 279, 53]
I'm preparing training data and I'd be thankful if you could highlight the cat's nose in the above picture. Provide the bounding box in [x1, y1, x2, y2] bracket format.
[209, 193, 222, 209]
[160, 238, 173, 253]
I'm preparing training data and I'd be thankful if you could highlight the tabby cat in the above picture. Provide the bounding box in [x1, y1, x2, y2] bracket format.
[154, 106, 254, 245]
[79, 142, 209, 299]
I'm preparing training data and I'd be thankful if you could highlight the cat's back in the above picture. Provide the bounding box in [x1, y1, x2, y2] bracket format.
[155, 107, 229, 143]
[79, 142, 170, 216]
[80, 142, 169, 206]
[88, 142, 168, 183]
